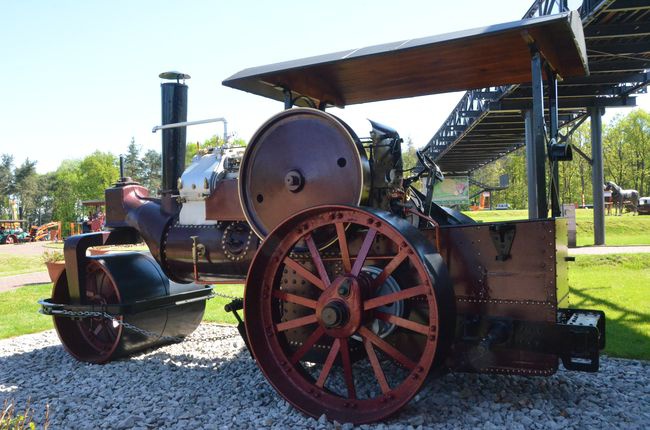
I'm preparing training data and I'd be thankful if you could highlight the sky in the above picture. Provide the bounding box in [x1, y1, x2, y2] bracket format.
[2, 0, 648, 174]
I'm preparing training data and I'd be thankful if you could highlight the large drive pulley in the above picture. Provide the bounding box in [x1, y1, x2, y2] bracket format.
[244, 205, 455, 423]
[51, 253, 206, 363]
[239, 108, 369, 238]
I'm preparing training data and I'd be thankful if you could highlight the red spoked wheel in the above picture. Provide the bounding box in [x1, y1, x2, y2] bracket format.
[52, 262, 123, 363]
[244, 205, 455, 424]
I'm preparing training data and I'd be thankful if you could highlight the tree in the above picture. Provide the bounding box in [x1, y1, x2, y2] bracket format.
[123, 137, 144, 181]
[140, 149, 162, 194]
[562, 122, 592, 207]
[602, 109, 650, 196]
[401, 137, 418, 171]
[33, 173, 56, 224]
[185, 136, 246, 165]
[13, 158, 38, 221]
[77, 151, 119, 201]
[0, 154, 14, 218]
[51, 159, 81, 229]
[615, 109, 650, 196]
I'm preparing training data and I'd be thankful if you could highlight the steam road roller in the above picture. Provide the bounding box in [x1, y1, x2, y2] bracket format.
[41, 11, 605, 424]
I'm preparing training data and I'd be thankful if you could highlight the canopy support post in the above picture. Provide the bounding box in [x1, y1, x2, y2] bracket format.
[524, 110, 538, 220]
[531, 48, 548, 219]
[547, 66, 561, 218]
[591, 106, 605, 245]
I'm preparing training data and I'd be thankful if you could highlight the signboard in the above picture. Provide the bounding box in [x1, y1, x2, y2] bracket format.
[432, 176, 469, 205]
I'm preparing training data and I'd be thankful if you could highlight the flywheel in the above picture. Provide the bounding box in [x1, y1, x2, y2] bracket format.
[239, 108, 369, 238]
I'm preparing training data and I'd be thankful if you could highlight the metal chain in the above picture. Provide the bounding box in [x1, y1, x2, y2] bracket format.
[52, 309, 239, 344]
[212, 290, 243, 301]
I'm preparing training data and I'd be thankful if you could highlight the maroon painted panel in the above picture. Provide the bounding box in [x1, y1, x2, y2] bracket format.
[425, 219, 561, 374]
[205, 178, 246, 221]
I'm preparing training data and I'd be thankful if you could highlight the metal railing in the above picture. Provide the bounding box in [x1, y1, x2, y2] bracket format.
[426, 0, 580, 164]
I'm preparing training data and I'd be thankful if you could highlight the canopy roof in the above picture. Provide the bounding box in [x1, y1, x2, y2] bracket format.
[223, 11, 587, 108]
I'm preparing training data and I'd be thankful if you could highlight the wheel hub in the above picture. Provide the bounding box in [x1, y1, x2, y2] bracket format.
[284, 170, 304, 193]
[316, 276, 365, 337]
[321, 302, 349, 328]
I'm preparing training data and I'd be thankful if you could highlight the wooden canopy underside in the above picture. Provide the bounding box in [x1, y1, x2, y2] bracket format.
[223, 11, 587, 108]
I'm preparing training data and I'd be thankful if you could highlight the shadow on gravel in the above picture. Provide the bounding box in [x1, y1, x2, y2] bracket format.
[2, 335, 648, 429]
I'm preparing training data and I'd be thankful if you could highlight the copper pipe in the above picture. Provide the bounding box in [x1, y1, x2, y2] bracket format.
[407, 208, 441, 251]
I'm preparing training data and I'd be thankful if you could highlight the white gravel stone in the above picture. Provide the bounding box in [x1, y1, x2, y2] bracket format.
[1, 323, 648, 429]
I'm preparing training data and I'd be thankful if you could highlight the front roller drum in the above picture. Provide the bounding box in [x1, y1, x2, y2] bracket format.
[52, 253, 206, 363]
[244, 205, 455, 424]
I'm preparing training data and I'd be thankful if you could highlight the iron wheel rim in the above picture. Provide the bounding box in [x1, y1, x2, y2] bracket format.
[245, 205, 452, 423]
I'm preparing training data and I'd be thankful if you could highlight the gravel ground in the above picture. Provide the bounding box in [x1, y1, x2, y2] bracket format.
[1, 324, 648, 429]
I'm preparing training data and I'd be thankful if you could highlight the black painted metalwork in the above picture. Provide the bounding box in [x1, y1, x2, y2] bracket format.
[591, 106, 605, 245]
[431, 0, 650, 174]
[48, 253, 208, 363]
[531, 49, 548, 219]
[547, 66, 561, 218]
[160, 74, 188, 215]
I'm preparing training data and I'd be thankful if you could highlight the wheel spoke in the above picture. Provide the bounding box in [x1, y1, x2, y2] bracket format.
[363, 337, 390, 394]
[371, 248, 409, 289]
[339, 338, 356, 399]
[272, 290, 318, 309]
[316, 338, 341, 388]
[276, 313, 318, 332]
[290, 326, 326, 364]
[351, 228, 377, 276]
[283, 257, 325, 290]
[363, 284, 429, 311]
[305, 234, 331, 287]
[335, 223, 352, 273]
[374, 311, 431, 335]
[358, 326, 417, 370]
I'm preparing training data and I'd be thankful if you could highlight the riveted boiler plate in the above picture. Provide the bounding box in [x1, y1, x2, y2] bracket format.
[239, 108, 368, 238]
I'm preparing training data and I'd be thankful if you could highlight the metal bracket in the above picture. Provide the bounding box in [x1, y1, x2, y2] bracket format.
[64, 229, 140, 303]
[489, 223, 516, 261]
[224, 298, 253, 358]
[509, 309, 605, 373]
[39, 287, 214, 316]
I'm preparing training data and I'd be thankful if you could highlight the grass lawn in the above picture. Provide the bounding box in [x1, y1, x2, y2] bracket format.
[0, 282, 246, 339]
[467, 208, 650, 247]
[0, 283, 53, 338]
[1, 257, 647, 361]
[203, 284, 245, 325]
[0, 254, 44, 277]
[569, 254, 650, 361]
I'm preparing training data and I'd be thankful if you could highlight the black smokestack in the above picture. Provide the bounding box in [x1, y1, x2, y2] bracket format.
[159, 71, 189, 214]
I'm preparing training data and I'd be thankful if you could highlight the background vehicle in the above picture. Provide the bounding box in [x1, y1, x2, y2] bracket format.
[0, 220, 31, 244]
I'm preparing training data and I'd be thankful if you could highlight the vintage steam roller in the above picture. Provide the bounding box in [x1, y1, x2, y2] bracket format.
[41, 11, 605, 424]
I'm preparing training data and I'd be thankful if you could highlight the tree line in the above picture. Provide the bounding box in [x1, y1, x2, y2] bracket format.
[0, 136, 245, 234]
[470, 109, 650, 209]
[1, 109, 647, 230]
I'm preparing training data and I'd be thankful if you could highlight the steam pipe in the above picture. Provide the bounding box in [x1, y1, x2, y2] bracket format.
[152, 117, 229, 144]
